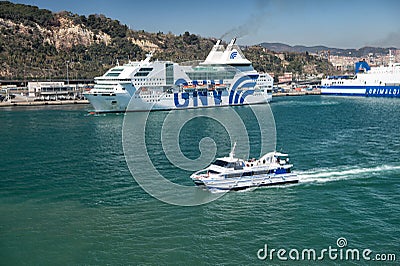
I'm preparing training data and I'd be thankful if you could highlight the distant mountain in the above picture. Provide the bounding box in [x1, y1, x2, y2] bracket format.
[259, 42, 396, 57]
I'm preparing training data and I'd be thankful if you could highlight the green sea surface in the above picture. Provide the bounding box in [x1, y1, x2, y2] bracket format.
[0, 96, 399, 265]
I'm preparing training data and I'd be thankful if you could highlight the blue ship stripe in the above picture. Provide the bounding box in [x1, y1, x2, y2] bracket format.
[229, 75, 257, 104]
[234, 90, 241, 104]
[229, 90, 236, 104]
[174, 92, 189, 107]
[323, 85, 400, 90]
[240, 90, 255, 103]
[231, 76, 252, 91]
[241, 82, 256, 88]
[323, 85, 400, 97]
[175, 78, 187, 86]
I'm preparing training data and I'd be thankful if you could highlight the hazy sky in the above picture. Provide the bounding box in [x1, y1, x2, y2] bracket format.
[11, 0, 400, 48]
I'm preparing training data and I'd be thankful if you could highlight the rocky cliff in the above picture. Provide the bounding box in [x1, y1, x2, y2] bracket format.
[0, 1, 334, 81]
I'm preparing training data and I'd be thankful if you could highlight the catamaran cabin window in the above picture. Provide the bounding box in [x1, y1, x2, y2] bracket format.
[208, 170, 220, 175]
[233, 161, 244, 170]
[213, 160, 229, 167]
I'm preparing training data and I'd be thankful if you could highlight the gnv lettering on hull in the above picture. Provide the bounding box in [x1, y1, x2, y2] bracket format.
[174, 91, 223, 108]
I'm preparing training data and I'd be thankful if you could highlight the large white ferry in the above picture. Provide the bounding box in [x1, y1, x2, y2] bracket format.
[84, 39, 273, 112]
[321, 52, 400, 97]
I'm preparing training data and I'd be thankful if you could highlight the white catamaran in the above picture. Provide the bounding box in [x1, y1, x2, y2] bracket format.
[190, 143, 298, 192]
[84, 38, 273, 112]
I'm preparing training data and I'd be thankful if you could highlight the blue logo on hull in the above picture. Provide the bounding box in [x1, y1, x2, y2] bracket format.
[173, 75, 259, 108]
[174, 91, 223, 108]
[174, 92, 190, 107]
[228, 75, 258, 104]
[173, 89, 256, 108]
[230, 51, 238, 59]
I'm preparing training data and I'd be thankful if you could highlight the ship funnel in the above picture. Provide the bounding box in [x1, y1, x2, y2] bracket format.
[143, 52, 153, 63]
[215, 39, 221, 46]
[228, 38, 236, 46]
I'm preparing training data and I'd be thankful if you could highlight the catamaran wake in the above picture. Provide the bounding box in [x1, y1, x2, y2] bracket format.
[199, 165, 400, 193]
[296, 164, 400, 184]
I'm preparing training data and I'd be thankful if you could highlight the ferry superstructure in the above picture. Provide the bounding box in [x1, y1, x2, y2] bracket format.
[321, 52, 400, 97]
[84, 38, 273, 112]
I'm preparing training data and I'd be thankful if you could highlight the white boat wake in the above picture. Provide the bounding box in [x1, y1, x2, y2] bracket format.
[203, 165, 400, 193]
[296, 164, 400, 184]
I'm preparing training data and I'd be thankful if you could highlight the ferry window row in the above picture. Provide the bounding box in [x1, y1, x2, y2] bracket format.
[97, 78, 131, 82]
[93, 87, 114, 91]
[106, 73, 121, 77]
[187, 72, 236, 80]
[135, 82, 164, 86]
[134, 95, 166, 99]
[92, 93, 116, 96]
[98, 84, 126, 87]
[138, 68, 153, 72]
[134, 72, 150, 77]
[134, 78, 164, 82]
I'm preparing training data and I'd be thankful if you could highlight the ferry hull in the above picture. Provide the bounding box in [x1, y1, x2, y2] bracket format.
[85, 91, 272, 113]
[321, 86, 400, 97]
[84, 93, 130, 113]
[321, 58, 400, 98]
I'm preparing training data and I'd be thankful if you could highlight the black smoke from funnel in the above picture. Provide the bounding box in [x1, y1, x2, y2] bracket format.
[373, 30, 400, 48]
[220, 0, 272, 41]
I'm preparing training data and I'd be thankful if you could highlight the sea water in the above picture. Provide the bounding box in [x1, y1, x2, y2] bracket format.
[0, 96, 399, 264]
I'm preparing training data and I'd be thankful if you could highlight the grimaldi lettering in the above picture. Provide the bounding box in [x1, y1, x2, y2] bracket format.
[368, 87, 400, 96]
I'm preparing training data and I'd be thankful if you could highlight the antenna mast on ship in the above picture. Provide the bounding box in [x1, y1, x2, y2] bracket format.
[229, 142, 237, 159]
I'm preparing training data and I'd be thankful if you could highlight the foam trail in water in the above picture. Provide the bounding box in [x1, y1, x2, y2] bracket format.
[296, 165, 400, 184]
[201, 165, 400, 193]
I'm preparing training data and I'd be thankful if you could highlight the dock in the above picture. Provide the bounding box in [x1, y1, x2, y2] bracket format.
[0, 99, 89, 108]
[273, 90, 321, 97]
[0, 90, 321, 109]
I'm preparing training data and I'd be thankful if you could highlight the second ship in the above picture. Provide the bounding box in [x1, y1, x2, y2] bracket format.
[321, 51, 400, 97]
[84, 38, 273, 112]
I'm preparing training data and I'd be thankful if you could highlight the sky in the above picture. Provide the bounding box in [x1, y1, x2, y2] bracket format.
[10, 0, 400, 49]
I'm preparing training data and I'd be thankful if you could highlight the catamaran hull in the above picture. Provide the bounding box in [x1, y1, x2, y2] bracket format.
[192, 173, 298, 191]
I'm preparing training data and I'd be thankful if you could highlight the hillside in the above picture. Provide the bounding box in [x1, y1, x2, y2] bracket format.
[0, 1, 335, 81]
[259, 42, 395, 57]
